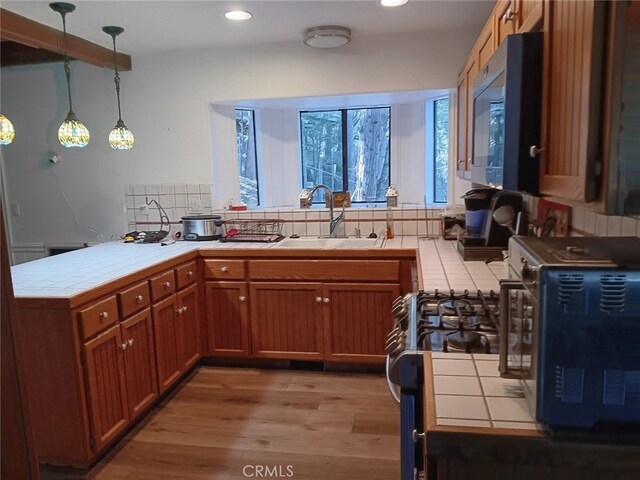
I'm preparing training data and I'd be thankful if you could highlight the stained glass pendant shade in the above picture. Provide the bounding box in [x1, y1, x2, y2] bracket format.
[103, 26, 134, 150]
[0, 114, 15, 145]
[50, 2, 90, 148]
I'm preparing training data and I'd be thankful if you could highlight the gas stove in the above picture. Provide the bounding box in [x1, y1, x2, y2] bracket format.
[385, 289, 501, 480]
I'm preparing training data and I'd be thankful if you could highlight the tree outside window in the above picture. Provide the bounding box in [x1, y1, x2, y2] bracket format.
[433, 98, 449, 204]
[300, 107, 390, 203]
[235, 109, 259, 206]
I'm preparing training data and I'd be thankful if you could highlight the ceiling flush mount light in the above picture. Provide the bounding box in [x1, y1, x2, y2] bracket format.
[50, 2, 90, 148]
[103, 26, 134, 150]
[381, 0, 409, 6]
[304, 26, 351, 49]
[225, 10, 252, 20]
[0, 114, 15, 145]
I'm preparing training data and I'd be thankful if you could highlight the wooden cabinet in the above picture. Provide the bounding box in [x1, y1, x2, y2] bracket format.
[120, 309, 157, 421]
[538, 0, 606, 201]
[176, 283, 200, 369]
[82, 325, 129, 452]
[151, 295, 182, 394]
[205, 281, 249, 357]
[497, 0, 517, 45]
[322, 283, 400, 363]
[518, 0, 544, 32]
[456, 72, 468, 175]
[250, 282, 325, 360]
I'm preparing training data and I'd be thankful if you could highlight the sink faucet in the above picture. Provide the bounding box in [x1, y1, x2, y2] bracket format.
[305, 184, 346, 238]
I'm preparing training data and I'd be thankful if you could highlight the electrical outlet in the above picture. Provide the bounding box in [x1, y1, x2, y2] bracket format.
[189, 199, 203, 213]
[10, 203, 20, 217]
[138, 204, 150, 216]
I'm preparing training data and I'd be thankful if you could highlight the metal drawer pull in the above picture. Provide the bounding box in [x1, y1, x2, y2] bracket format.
[239, 296, 246, 302]
[128, 338, 134, 346]
[99, 311, 109, 319]
[529, 145, 544, 158]
[186, 270, 193, 278]
[221, 266, 228, 272]
[412, 429, 425, 443]
[323, 297, 330, 303]
[315, 296, 323, 303]
[120, 343, 127, 350]
[176, 307, 184, 314]
[163, 281, 171, 288]
[182, 306, 188, 313]
[135, 294, 144, 302]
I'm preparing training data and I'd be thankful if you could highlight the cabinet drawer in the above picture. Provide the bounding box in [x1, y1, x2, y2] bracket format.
[248, 260, 400, 282]
[149, 270, 176, 302]
[203, 260, 246, 280]
[118, 280, 150, 318]
[175, 261, 198, 290]
[79, 296, 118, 340]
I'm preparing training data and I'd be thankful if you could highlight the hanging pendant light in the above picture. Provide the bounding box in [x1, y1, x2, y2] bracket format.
[0, 114, 15, 145]
[50, 2, 90, 148]
[103, 26, 134, 150]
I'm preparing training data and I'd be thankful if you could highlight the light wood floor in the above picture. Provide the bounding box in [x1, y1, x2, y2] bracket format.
[43, 367, 400, 480]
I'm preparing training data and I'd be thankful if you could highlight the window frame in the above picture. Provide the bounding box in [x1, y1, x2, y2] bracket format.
[299, 106, 391, 204]
[235, 108, 260, 206]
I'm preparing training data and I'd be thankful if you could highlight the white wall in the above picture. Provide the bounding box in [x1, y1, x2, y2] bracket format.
[1, 28, 477, 250]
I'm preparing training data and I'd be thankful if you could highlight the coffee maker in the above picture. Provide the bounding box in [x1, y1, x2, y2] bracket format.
[460, 189, 523, 259]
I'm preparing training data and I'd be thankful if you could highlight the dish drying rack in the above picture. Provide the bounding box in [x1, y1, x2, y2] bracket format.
[221, 218, 284, 243]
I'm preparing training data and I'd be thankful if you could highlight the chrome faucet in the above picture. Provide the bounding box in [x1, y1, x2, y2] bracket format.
[304, 184, 346, 238]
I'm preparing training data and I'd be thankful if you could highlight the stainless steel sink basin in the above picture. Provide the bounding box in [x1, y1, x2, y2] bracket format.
[275, 237, 383, 249]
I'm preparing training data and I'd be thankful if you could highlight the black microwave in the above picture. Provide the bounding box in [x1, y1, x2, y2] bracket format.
[471, 32, 543, 194]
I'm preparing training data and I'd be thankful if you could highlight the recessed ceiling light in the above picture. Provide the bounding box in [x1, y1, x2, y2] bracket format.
[225, 10, 252, 20]
[381, 0, 408, 6]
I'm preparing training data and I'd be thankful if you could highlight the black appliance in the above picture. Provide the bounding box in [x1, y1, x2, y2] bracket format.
[502, 236, 640, 434]
[471, 32, 542, 194]
[386, 289, 500, 480]
[462, 188, 498, 238]
[482, 190, 523, 246]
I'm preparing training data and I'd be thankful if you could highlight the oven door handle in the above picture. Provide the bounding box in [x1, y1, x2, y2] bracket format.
[499, 280, 525, 378]
[385, 354, 401, 404]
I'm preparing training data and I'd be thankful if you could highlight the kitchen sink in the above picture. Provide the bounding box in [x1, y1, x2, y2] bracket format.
[275, 236, 384, 249]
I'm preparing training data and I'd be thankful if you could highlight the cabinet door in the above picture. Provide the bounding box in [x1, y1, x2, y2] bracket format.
[518, 0, 544, 32]
[121, 308, 158, 421]
[539, 0, 606, 201]
[323, 283, 400, 364]
[250, 283, 324, 360]
[205, 282, 249, 357]
[151, 295, 182, 394]
[83, 325, 128, 452]
[177, 283, 201, 369]
[497, 0, 517, 45]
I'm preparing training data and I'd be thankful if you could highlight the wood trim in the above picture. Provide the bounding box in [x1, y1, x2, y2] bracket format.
[248, 260, 400, 282]
[518, 0, 544, 33]
[0, 8, 132, 70]
[1, 204, 39, 479]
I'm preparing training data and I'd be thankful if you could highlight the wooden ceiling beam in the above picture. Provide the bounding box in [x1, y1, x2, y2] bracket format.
[0, 8, 132, 71]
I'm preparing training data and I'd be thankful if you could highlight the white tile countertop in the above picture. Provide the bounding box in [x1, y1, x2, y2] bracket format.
[11, 236, 508, 298]
[428, 352, 541, 432]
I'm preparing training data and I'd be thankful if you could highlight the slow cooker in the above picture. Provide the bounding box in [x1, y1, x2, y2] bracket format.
[181, 215, 223, 241]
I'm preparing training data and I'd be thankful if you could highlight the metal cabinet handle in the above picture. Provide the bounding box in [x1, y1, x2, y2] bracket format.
[385, 355, 401, 403]
[503, 8, 518, 22]
[120, 343, 127, 350]
[128, 338, 134, 346]
[99, 311, 109, 319]
[182, 306, 188, 313]
[315, 296, 323, 303]
[163, 281, 171, 288]
[135, 294, 144, 302]
[221, 266, 228, 272]
[412, 429, 425, 443]
[239, 296, 246, 302]
[529, 145, 544, 158]
[176, 307, 184, 314]
[186, 270, 193, 278]
[323, 297, 330, 303]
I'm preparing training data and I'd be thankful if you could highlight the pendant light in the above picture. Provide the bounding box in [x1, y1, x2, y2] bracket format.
[50, 2, 90, 148]
[103, 26, 134, 150]
[0, 114, 15, 145]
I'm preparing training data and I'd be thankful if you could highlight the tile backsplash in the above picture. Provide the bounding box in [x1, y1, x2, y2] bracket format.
[125, 184, 444, 237]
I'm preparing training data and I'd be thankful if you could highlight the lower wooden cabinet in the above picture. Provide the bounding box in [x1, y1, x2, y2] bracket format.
[250, 282, 325, 360]
[205, 281, 249, 357]
[83, 308, 159, 453]
[322, 283, 400, 363]
[121, 309, 158, 420]
[83, 325, 129, 452]
[152, 295, 182, 394]
[177, 284, 201, 369]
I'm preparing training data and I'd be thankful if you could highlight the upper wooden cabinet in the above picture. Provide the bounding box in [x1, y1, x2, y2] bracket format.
[538, 0, 606, 201]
